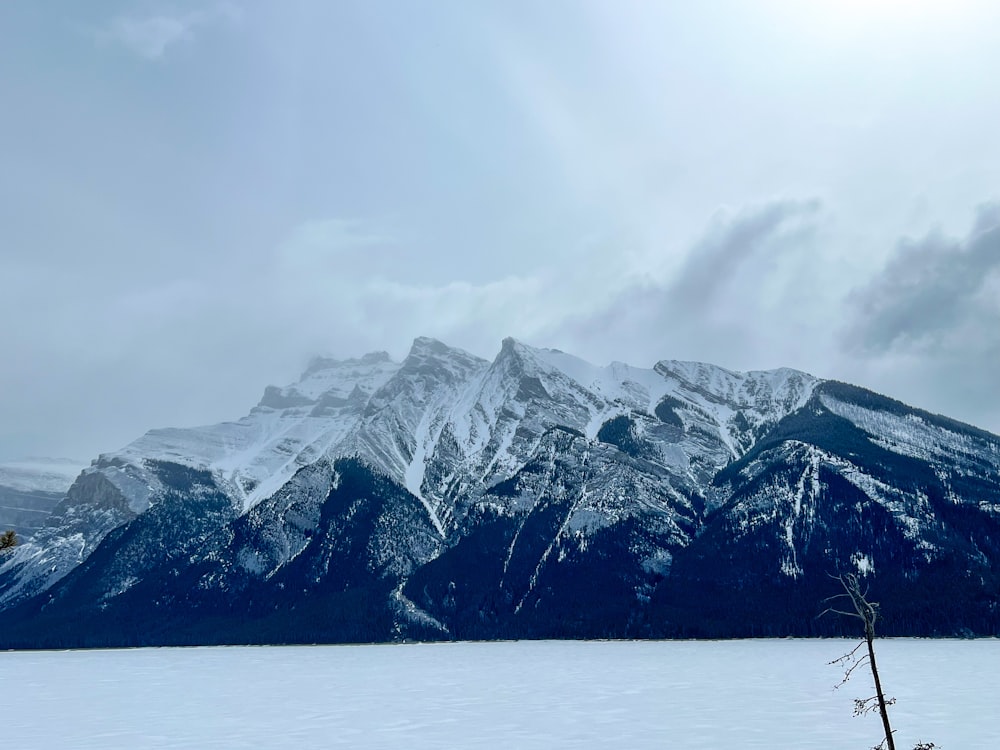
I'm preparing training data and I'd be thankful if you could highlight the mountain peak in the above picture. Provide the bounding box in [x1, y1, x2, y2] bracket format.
[400, 338, 488, 378]
[491, 337, 541, 380]
[301, 356, 342, 378]
[408, 336, 453, 357]
[301, 350, 394, 380]
[498, 336, 549, 362]
[499, 336, 519, 354]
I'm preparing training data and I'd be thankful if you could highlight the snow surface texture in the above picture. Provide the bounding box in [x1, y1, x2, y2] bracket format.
[0, 640, 994, 750]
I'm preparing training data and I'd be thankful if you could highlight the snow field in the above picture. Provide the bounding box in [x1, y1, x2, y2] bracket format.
[1, 639, 996, 749]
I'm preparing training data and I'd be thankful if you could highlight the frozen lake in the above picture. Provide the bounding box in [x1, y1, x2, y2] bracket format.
[1, 639, 996, 749]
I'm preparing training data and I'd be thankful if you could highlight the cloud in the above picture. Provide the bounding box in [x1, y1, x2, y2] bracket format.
[845, 203, 1000, 356]
[668, 199, 822, 309]
[8, 200, 1000, 464]
[271, 205, 825, 365]
[99, 3, 239, 60]
[275, 218, 397, 276]
[536, 199, 1000, 435]
[547, 198, 828, 368]
[837, 204, 1000, 432]
[264, 217, 549, 359]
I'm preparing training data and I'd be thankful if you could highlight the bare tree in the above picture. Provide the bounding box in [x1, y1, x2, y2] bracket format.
[822, 573, 937, 750]
[823, 573, 896, 749]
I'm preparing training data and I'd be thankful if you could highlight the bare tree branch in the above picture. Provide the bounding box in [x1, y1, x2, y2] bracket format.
[823, 573, 896, 750]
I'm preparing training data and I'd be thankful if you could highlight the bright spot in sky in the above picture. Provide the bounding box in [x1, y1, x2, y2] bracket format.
[774, 0, 989, 40]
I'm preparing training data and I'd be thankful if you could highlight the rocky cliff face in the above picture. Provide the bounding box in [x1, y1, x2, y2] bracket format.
[0, 458, 82, 540]
[1, 338, 998, 647]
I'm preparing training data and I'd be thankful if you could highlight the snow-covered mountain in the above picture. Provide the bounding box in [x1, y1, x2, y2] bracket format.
[0, 458, 83, 541]
[1, 338, 998, 647]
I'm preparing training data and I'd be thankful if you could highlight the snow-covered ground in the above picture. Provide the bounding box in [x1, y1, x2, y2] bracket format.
[1, 639, 995, 749]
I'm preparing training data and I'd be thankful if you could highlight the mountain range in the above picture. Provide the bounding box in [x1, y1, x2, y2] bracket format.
[1, 336, 998, 648]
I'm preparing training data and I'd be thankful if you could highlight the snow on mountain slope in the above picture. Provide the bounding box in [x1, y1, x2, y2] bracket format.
[76, 337, 818, 525]
[0, 337, 822, 611]
[703, 380, 1000, 590]
[100, 351, 401, 512]
[5, 336, 1000, 643]
[0, 474, 133, 607]
[0, 458, 85, 540]
[653, 360, 817, 457]
[71, 336, 816, 540]
[0, 354, 399, 606]
[335, 338, 490, 535]
[819, 390, 1000, 478]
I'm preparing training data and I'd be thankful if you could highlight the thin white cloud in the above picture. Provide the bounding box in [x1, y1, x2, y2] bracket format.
[264, 216, 548, 359]
[276, 219, 396, 272]
[99, 3, 240, 60]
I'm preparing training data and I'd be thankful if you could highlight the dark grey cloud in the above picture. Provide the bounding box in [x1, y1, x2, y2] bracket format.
[846, 203, 1000, 354]
[840, 204, 1000, 432]
[669, 199, 821, 309]
[548, 198, 826, 370]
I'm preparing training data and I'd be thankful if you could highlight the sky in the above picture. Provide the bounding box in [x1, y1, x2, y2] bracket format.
[2, 0, 999, 462]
